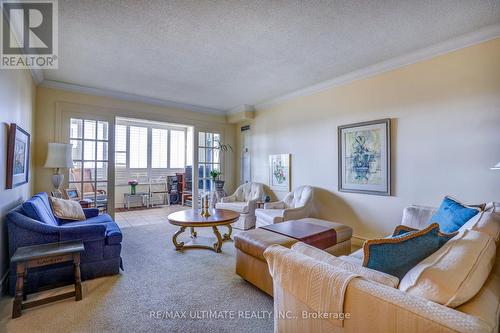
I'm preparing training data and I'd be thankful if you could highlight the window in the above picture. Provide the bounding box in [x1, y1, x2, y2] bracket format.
[129, 126, 148, 168]
[69, 118, 109, 207]
[114, 118, 188, 185]
[170, 130, 185, 168]
[152, 128, 169, 168]
[198, 131, 221, 193]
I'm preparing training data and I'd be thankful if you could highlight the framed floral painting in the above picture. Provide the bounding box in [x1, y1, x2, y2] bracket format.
[338, 119, 391, 196]
[6, 124, 30, 189]
[269, 154, 290, 192]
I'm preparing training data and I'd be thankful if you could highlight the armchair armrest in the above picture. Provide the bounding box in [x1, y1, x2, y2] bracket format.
[282, 206, 310, 221]
[59, 224, 106, 242]
[221, 195, 236, 203]
[83, 208, 100, 218]
[264, 201, 285, 209]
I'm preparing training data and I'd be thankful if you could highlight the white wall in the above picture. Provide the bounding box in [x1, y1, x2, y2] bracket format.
[0, 70, 35, 288]
[246, 38, 500, 241]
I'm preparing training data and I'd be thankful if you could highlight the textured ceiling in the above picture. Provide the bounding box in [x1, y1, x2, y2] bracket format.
[44, 0, 500, 112]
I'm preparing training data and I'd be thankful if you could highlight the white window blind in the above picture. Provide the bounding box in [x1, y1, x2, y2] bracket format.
[115, 125, 127, 167]
[170, 130, 185, 168]
[129, 126, 148, 168]
[152, 128, 169, 168]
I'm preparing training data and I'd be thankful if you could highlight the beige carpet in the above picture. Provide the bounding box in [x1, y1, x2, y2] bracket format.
[0, 221, 274, 333]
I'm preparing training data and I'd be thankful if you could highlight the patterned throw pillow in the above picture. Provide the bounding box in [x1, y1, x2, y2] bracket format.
[363, 223, 443, 279]
[430, 196, 480, 233]
[49, 197, 86, 221]
[392, 225, 458, 247]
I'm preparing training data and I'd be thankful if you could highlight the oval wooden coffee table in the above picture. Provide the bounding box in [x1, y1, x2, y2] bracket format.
[167, 209, 239, 253]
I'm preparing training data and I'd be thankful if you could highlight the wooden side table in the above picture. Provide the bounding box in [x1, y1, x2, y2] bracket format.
[11, 240, 85, 318]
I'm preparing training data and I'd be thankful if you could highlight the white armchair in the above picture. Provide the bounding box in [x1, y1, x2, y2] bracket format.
[255, 185, 314, 228]
[215, 182, 264, 230]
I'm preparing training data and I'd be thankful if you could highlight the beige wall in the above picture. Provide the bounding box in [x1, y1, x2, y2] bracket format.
[34, 87, 237, 208]
[0, 70, 36, 286]
[244, 38, 500, 241]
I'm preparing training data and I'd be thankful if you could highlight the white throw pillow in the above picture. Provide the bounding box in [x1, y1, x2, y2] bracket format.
[49, 197, 86, 221]
[292, 242, 399, 288]
[399, 229, 496, 308]
[460, 210, 500, 244]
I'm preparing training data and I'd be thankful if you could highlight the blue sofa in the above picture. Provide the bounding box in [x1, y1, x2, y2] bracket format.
[6, 192, 123, 296]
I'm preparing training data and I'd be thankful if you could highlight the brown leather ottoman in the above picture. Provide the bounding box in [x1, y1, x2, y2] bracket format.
[234, 218, 353, 296]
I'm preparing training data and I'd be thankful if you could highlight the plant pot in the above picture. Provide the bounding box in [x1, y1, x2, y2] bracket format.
[214, 180, 225, 190]
[130, 185, 137, 195]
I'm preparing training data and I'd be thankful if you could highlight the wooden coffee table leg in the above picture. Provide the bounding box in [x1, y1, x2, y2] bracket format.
[173, 226, 186, 250]
[12, 262, 25, 318]
[190, 227, 197, 238]
[222, 224, 232, 240]
[212, 226, 223, 253]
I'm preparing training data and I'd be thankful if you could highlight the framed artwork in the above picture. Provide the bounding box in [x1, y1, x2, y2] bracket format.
[269, 154, 291, 192]
[6, 124, 30, 189]
[338, 119, 391, 196]
[51, 190, 63, 199]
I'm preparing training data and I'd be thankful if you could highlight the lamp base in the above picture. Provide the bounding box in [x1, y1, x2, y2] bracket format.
[52, 173, 64, 190]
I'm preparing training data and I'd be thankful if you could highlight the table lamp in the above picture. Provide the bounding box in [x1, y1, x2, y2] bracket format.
[491, 162, 500, 170]
[44, 143, 74, 190]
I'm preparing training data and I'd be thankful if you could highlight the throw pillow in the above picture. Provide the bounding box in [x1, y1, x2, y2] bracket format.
[362, 223, 442, 279]
[49, 197, 86, 221]
[392, 225, 458, 247]
[399, 229, 496, 307]
[430, 196, 480, 233]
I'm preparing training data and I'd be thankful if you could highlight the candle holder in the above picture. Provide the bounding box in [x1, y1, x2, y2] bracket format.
[201, 195, 211, 218]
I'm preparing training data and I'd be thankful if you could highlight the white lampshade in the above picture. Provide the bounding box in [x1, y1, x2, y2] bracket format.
[44, 143, 74, 169]
[492, 162, 500, 170]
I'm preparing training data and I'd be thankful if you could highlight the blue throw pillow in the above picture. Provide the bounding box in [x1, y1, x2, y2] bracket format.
[430, 197, 479, 233]
[392, 225, 457, 247]
[363, 223, 442, 279]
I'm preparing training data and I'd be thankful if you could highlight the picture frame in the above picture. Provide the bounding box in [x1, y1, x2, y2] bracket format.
[338, 118, 391, 196]
[269, 154, 291, 192]
[64, 188, 80, 200]
[51, 190, 63, 199]
[6, 124, 30, 189]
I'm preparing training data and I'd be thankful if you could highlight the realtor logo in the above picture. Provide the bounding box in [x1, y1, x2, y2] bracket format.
[1, 0, 58, 69]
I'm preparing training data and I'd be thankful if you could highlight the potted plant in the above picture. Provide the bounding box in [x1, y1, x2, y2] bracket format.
[128, 179, 138, 195]
[209, 169, 224, 190]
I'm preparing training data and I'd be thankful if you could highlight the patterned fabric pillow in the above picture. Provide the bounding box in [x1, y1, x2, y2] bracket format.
[430, 196, 480, 233]
[392, 225, 458, 247]
[363, 223, 442, 279]
[49, 197, 86, 221]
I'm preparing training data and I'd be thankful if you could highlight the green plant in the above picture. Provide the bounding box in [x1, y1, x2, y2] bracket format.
[209, 169, 222, 181]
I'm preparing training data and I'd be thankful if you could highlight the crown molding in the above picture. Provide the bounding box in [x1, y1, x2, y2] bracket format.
[39, 80, 226, 116]
[29, 68, 44, 85]
[255, 24, 500, 110]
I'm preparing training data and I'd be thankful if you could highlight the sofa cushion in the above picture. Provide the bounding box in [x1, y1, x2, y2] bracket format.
[399, 229, 496, 308]
[362, 223, 441, 279]
[22, 192, 59, 226]
[255, 208, 284, 226]
[430, 196, 479, 233]
[49, 197, 86, 221]
[215, 201, 249, 214]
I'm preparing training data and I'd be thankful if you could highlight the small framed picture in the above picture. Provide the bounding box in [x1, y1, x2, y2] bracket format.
[64, 188, 80, 200]
[6, 124, 30, 189]
[51, 190, 63, 199]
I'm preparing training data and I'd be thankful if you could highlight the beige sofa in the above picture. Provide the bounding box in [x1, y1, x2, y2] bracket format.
[265, 203, 500, 333]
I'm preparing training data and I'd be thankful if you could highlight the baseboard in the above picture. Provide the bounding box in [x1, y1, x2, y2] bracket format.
[0, 269, 9, 295]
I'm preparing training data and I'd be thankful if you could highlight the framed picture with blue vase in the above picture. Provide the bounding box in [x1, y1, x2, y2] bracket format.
[338, 118, 391, 195]
[6, 124, 30, 189]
